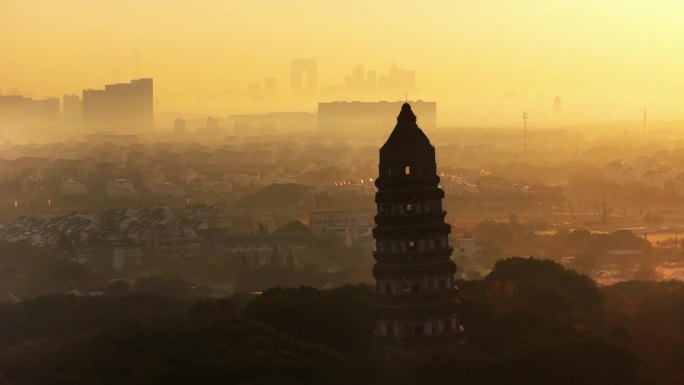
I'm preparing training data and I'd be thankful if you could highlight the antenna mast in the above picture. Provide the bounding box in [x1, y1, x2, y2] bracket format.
[643, 108, 646, 138]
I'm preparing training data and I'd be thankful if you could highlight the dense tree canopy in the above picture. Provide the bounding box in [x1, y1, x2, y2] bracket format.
[0, 259, 678, 384]
[244, 285, 375, 353]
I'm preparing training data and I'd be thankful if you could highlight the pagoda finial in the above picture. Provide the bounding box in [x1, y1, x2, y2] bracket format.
[397, 102, 416, 123]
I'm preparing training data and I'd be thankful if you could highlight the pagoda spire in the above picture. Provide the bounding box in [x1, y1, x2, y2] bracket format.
[397, 102, 416, 123]
[373, 103, 461, 341]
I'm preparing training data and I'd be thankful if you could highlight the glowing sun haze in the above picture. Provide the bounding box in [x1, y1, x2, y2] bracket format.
[1, 0, 683, 125]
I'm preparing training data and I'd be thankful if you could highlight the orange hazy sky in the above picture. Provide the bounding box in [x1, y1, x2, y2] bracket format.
[1, 0, 683, 124]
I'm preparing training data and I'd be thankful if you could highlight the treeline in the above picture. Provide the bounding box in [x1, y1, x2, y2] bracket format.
[0, 240, 222, 301]
[0, 258, 683, 384]
[0, 238, 372, 302]
[462, 220, 652, 275]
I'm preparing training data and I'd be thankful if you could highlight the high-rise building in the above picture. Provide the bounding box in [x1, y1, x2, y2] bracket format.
[82, 89, 104, 122]
[291, 58, 317, 95]
[373, 103, 460, 340]
[553, 94, 562, 113]
[265, 78, 277, 95]
[378, 63, 416, 92]
[345, 65, 366, 89]
[43, 97, 60, 117]
[0, 94, 60, 122]
[82, 78, 153, 131]
[62, 94, 82, 119]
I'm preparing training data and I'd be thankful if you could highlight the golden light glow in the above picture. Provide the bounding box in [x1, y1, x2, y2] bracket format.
[1, 0, 683, 125]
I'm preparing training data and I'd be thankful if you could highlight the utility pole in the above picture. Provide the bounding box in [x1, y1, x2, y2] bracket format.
[523, 112, 528, 154]
[675, 232, 679, 250]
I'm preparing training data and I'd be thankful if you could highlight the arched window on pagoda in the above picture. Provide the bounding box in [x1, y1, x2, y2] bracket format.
[441, 236, 448, 248]
[425, 320, 433, 335]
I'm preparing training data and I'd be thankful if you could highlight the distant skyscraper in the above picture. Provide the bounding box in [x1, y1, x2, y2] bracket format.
[265, 78, 277, 95]
[553, 94, 562, 113]
[0, 94, 59, 122]
[43, 97, 60, 117]
[378, 63, 415, 92]
[291, 58, 317, 95]
[346, 65, 366, 89]
[373, 103, 460, 340]
[643, 108, 647, 137]
[82, 89, 103, 122]
[62, 94, 82, 119]
[82, 78, 153, 131]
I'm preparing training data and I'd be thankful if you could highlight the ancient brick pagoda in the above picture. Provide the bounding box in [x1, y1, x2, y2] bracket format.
[373, 103, 460, 340]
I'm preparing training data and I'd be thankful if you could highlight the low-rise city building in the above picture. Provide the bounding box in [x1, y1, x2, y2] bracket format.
[147, 226, 203, 257]
[105, 178, 137, 197]
[309, 210, 374, 236]
[60, 179, 88, 195]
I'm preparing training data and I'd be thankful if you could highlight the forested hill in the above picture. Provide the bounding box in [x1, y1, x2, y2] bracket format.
[0, 258, 683, 384]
